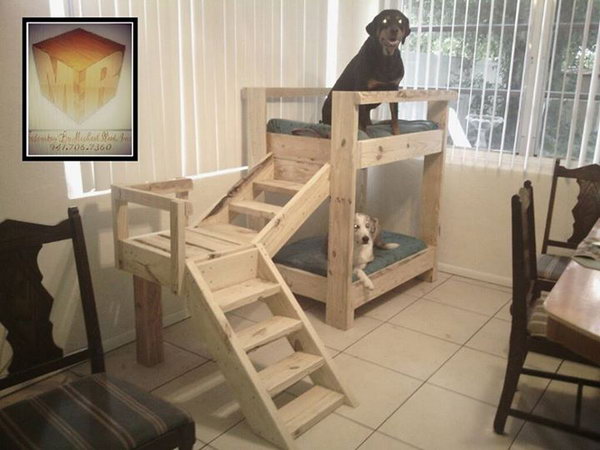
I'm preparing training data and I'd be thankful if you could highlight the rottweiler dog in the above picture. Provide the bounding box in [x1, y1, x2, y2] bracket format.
[321, 9, 411, 135]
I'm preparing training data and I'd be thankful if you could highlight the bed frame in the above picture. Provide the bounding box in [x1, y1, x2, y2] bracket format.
[245, 87, 456, 330]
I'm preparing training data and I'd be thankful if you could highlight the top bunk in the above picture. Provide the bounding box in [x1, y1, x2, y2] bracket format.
[244, 87, 457, 170]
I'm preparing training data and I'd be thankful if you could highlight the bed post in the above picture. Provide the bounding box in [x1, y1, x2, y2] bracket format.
[243, 88, 267, 168]
[326, 92, 359, 330]
[420, 100, 449, 282]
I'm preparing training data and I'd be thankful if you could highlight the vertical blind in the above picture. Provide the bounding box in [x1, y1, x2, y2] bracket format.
[56, 0, 600, 196]
[56, 0, 328, 196]
[381, 0, 600, 169]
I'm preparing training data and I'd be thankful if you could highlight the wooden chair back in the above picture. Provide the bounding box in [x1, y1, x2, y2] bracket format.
[0, 207, 105, 390]
[511, 183, 538, 336]
[542, 159, 600, 253]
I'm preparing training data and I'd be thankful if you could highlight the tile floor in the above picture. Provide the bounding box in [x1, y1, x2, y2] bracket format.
[2, 273, 600, 449]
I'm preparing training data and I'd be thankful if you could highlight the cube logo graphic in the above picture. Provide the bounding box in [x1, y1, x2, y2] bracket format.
[24, 18, 137, 161]
[33, 28, 125, 123]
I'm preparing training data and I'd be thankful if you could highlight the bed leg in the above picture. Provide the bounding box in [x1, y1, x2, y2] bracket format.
[133, 275, 164, 366]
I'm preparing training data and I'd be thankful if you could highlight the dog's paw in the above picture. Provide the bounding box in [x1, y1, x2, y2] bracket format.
[381, 242, 399, 250]
[365, 279, 375, 290]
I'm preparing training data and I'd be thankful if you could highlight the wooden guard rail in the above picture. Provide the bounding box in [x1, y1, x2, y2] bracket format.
[111, 178, 194, 294]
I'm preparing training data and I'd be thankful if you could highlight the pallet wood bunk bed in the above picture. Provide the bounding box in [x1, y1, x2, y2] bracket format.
[110, 87, 454, 449]
[249, 87, 456, 330]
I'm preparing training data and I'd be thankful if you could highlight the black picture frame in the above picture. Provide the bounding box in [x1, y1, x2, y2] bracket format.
[22, 17, 138, 162]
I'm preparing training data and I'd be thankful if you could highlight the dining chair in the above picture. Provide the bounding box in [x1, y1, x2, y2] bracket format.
[538, 159, 600, 291]
[493, 183, 600, 441]
[0, 208, 195, 449]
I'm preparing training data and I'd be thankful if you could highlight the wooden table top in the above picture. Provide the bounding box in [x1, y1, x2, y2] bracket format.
[544, 219, 600, 344]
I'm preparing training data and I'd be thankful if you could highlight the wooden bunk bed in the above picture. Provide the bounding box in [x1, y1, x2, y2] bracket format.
[245, 87, 456, 330]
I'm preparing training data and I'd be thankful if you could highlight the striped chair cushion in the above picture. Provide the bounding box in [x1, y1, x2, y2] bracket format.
[0, 374, 193, 449]
[537, 254, 570, 282]
[527, 295, 548, 338]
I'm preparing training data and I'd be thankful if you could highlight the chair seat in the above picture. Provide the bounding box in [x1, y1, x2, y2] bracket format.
[0, 374, 193, 450]
[527, 295, 548, 338]
[537, 253, 570, 282]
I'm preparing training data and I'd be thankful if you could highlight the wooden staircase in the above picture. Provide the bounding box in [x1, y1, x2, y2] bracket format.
[192, 152, 330, 257]
[183, 245, 356, 449]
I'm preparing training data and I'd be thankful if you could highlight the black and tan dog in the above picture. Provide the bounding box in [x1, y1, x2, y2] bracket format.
[321, 9, 411, 135]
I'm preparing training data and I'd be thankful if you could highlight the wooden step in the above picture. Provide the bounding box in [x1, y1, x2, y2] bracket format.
[259, 352, 324, 396]
[237, 316, 303, 353]
[280, 386, 345, 438]
[214, 278, 281, 313]
[229, 200, 282, 220]
[254, 179, 304, 196]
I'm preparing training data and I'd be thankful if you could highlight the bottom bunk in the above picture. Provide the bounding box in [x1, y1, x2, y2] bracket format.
[273, 232, 436, 310]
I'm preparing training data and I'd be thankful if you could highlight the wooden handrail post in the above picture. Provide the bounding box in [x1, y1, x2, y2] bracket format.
[326, 92, 359, 330]
[420, 100, 449, 282]
[170, 199, 187, 294]
[111, 186, 128, 270]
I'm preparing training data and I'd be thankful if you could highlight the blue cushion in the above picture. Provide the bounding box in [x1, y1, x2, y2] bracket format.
[266, 118, 437, 140]
[274, 232, 427, 280]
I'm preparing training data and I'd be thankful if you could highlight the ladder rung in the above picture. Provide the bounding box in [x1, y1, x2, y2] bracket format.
[237, 316, 303, 353]
[229, 200, 282, 219]
[259, 352, 324, 396]
[254, 179, 304, 196]
[280, 386, 345, 438]
[214, 278, 281, 313]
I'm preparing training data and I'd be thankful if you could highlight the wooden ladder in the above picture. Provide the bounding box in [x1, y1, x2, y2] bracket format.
[183, 245, 356, 449]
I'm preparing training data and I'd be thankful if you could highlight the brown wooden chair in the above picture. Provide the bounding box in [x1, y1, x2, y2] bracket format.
[538, 159, 600, 291]
[493, 183, 600, 442]
[0, 208, 195, 449]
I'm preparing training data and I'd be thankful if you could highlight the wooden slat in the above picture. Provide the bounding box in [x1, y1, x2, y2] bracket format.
[267, 133, 330, 163]
[114, 185, 193, 216]
[274, 157, 323, 184]
[253, 179, 304, 196]
[159, 228, 240, 252]
[230, 200, 282, 220]
[134, 234, 208, 257]
[133, 276, 164, 367]
[130, 178, 193, 195]
[356, 89, 457, 105]
[259, 352, 324, 396]
[237, 316, 303, 353]
[214, 278, 281, 313]
[195, 223, 258, 244]
[196, 247, 259, 291]
[280, 386, 345, 438]
[359, 130, 443, 168]
[244, 88, 267, 168]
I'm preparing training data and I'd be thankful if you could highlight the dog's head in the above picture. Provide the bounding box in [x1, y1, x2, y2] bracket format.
[366, 9, 411, 55]
[354, 213, 378, 246]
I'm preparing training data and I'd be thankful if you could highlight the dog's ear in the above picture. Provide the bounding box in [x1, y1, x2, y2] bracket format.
[365, 16, 379, 37]
[401, 17, 411, 44]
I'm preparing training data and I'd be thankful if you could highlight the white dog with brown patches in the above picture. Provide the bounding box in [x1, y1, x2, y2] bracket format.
[353, 213, 399, 290]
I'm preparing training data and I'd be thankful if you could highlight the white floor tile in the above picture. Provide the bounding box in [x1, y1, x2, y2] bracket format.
[304, 305, 383, 351]
[152, 361, 244, 443]
[357, 290, 419, 322]
[465, 318, 562, 372]
[379, 383, 522, 450]
[71, 342, 207, 391]
[331, 353, 421, 429]
[494, 302, 512, 321]
[450, 275, 512, 294]
[429, 347, 549, 409]
[357, 431, 419, 449]
[424, 279, 511, 316]
[393, 275, 450, 298]
[211, 410, 372, 450]
[345, 323, 459, 380]
[389, 298, 489, 344]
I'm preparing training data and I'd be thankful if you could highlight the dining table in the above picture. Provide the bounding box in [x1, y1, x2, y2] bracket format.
[544, 218, 600, 365]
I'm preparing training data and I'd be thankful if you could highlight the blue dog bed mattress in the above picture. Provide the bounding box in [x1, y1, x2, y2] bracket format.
[266, 118, 437, 140]
[273, 231, 427, 281]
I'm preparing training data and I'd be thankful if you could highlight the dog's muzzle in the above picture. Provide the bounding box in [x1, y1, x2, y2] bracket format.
[362, 236, 370, 244]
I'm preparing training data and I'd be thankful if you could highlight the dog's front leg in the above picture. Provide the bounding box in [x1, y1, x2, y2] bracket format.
[354, 266, 374, 290]
[390, 102, 399, 135]
[358, 105, 371, 132]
